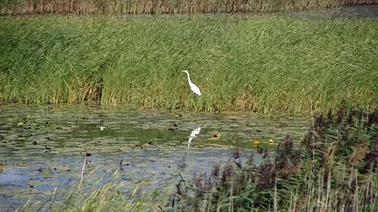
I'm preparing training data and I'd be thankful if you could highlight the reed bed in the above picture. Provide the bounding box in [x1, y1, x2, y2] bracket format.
[0, 15, 377, 114]
[2, 0, 377, 15]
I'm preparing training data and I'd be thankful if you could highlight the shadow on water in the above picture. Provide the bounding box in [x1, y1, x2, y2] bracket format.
[0, 104, 309, 210]
[279, 5, 378, 20]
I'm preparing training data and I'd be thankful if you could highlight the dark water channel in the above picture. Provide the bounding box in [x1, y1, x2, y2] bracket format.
[0, 104, 310, 210]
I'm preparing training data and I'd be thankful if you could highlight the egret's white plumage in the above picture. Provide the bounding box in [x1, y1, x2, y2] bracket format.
[188, 127, 201, 147]
[182, 70, 201, 96]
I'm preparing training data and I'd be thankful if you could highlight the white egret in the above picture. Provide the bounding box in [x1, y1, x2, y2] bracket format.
[182, 70, 201, 96]
[188, 127, 201, 147]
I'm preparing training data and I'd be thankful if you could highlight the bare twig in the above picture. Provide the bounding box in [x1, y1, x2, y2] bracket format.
[78, 159, 87, 193]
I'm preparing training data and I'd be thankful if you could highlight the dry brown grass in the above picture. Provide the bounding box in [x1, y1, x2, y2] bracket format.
[1, 0, 376, 15]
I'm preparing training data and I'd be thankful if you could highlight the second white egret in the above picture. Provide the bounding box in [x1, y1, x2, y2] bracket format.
[182, 70, 201, 96]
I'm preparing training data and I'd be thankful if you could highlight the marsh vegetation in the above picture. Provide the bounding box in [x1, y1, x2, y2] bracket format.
[179, 109, 378, 211]
[1, 14, 377, 114]
[1, 2, 378, 210]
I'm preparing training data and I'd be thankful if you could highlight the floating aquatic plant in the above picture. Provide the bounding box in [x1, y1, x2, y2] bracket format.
[209, 132, 221, 141]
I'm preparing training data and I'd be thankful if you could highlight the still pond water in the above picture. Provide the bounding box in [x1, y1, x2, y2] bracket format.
[0, 104, 310, 210]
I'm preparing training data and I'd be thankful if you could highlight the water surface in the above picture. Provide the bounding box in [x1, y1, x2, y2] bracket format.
[0, 104, 309, 210]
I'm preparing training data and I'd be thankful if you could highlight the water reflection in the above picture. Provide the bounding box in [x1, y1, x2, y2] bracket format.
[187, 127, 201, 147]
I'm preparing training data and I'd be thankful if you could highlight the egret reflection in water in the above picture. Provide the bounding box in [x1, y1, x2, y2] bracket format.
[187, 127, 201, 147]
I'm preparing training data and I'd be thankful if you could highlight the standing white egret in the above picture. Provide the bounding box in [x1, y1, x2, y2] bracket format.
[182, 70, 201, 96]
[188, 127, 201, 147]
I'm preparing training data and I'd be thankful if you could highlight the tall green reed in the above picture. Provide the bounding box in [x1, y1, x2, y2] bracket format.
[0, 15, 377, 114]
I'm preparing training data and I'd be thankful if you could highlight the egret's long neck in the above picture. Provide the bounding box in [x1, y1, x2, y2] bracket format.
[185, 72, 192, 84]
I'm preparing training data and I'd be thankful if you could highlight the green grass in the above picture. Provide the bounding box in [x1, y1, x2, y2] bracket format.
[0, 15, 378, 114]
[23, 167, 168, 211]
